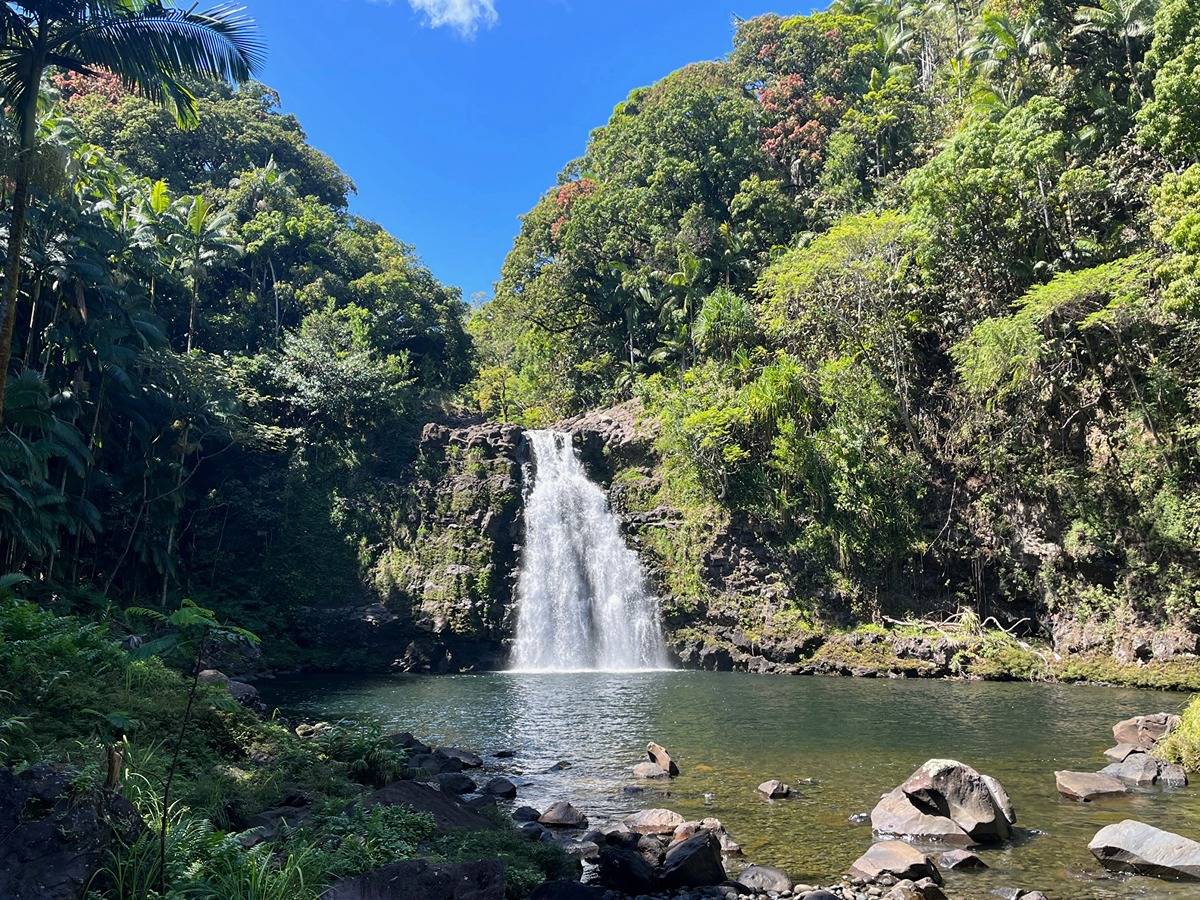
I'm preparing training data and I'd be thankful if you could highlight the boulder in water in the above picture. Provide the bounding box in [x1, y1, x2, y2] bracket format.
[1089, 819, 1200, 881]
[512, 806, 541, 823]
[539, 801, 588, 828]
[897, 759, 1014, 842]
[623, 807, 685, 835]
[1112, 752, 1160, 785]
[435, 772, 476, 795]
[849, 841, 942, 883]
[758, 779, 791, 799]
[1054, 771, 1128, 802]
[938, 849, 988, 871]
[647, 741, 679, 776]
[1160, 764, 1189, 788]
[435, 747, 483, 769]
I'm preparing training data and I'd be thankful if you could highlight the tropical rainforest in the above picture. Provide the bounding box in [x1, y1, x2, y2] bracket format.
[2, 0, 1200, 897]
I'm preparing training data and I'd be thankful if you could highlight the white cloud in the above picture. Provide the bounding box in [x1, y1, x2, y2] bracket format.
[406, 0, 498, 37]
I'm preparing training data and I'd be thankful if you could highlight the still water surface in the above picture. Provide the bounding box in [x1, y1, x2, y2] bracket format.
[262, 672, 1200, 899]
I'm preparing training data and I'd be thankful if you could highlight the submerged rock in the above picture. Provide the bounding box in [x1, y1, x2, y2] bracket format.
[1054, 770, 1128, 802]
[435, 746, 483, 769]
[632, 761, 670, 779]
[938, 849, 988, 871]
[1089, 819, 1200, 881]
[737, 864, 794, 892]
[482, 776, 517, 799]
[1160, 764, 1189, 788]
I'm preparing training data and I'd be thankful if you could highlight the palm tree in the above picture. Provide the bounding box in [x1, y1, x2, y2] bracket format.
[167, 194, 241, 353]
[0, 0, 263, 423]
[1073, 0, 1156, 101]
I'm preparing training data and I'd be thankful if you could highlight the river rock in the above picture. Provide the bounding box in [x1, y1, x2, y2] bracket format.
[1160, 763, 1189, 787]
[1103, 743, 1140, 763]
[632, 761, 670, 779]
[387, 732, 432, 755]
[596, 846, 656, 893]
[512, 805, 541, 822]
[659, 830, 727, 888]
[887, 879, 948, 900]
[1054, 770, 1128, 802]
[737, 864, 794, 892]
[0, 764, 144, 900]
[435, 772, 476, 795]
[849, 841, 942, 883]
[409, 752, 462, 776]
[758, 779, 791, 798]
[482, 776, 516, 799]
[647, 741, 680, 776]
[898, 759, 1014, 842]
[1112, 713, 1181, 749]
[1089, 819, 1200, 881]
[1113, 752, 1160, 785]
[938, 849, 988, 871]
[870, 789, 972, 847]
[624, 807, 686, 834]
[320, 858, 504, 900]
[436, 747, 484, 769]
[540, 801, 588, 828]
[198, 668, 230, 686]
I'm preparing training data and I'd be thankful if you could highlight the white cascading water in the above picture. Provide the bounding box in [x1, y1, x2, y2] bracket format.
[510, 430, 670, 672]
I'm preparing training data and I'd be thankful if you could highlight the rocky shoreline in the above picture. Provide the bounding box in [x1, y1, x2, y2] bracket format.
[259, 707, 1194, 900]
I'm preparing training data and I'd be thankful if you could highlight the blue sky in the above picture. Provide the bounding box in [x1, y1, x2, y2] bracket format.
[247, 0, 809, 303]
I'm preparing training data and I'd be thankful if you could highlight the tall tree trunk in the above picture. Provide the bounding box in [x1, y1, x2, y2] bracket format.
[186, 275, 199, 353]
[0, 80, 39, 424]
[22, 275, 42, 367]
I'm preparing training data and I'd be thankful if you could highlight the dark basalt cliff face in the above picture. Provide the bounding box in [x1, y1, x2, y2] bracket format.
[313, 402, 1199, 687]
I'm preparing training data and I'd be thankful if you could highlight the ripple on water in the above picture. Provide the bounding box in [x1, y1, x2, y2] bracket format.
[260, 671, 1200, 900]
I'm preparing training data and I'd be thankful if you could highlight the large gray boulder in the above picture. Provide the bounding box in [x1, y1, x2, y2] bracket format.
[658, 831, 727, 888]
[849, 841, 942, 883]
[1089, 820, 1200, 881]
[321, 858, 504, 899]
[596, 846, 656, 894]
[871, 760, 1014, 846]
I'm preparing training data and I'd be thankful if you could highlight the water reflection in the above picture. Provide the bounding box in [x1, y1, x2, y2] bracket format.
[262, 672, 1199, 899]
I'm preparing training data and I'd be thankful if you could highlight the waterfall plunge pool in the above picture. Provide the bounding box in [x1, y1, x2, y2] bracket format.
[261, 671, 1200, 899]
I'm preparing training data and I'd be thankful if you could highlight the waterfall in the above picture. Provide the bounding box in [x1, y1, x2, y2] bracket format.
[510, 430, 670, 672]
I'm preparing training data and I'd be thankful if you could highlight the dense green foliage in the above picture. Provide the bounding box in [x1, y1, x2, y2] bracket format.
[0, 71, 472, 645]
[472, 0, 1200, 637]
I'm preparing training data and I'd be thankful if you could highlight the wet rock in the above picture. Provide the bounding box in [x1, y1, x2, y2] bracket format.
[758, 779, 791, 799]
[870, 789, 972, 847]
[0, 764, 144, 900]
[387, 732, 431, 755]
[659, 831, 728, 889]
[632, 761, 670, 779]
[436, 747, 484, 769]
[463, 796, 497, 812]
[1089, 819, 1200, 881]
[1103, 743, 1140, 763]
[546, 760, 572, 772]
[482, 776, 517, 799]
[520, 821, 548, 840]
[597, 846, 657, 893]
[409, 752, 463, 776]
[1112, 752, 1160, 785]
[624, 807, 686, 835]
[1054, 770, 1128, 802]
[512, 805, 541, 822]
[435, 772, 476, 795]
[296, 720, 334, 739]
[849, 841, 942, 883]
[493, 748, 516, 759]
[540, 801, 588, 828]
[737, 864, 794, 892]
[647, 741, 680, 776]
[1112, 713, 1181, 750]
[938, 849, 988, 871]
[896, 759, 1014, 842]
[227, 680, 263, 711]
[320, 857, 504, 900]
[887, 878, 948, 900]
[527, 881, 605, 900]
[1160, 764, 1189, 787]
